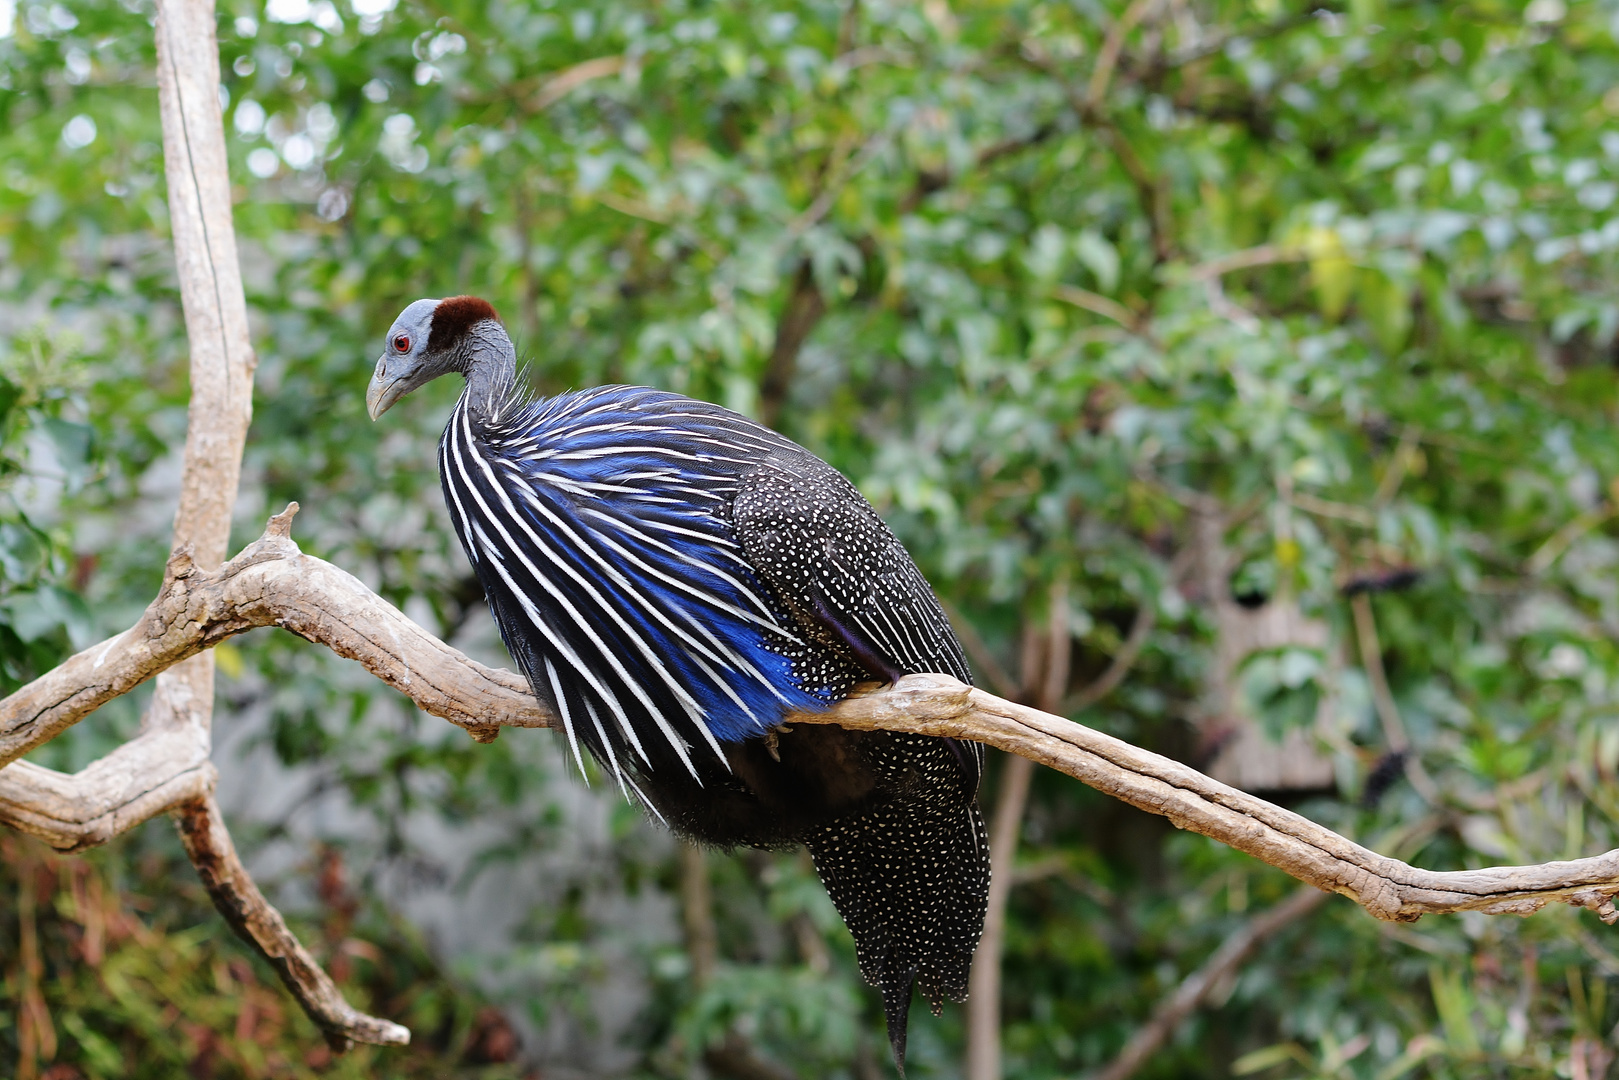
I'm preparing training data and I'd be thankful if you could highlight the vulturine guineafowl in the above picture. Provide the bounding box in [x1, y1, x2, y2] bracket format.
[366, 295, 990, 1067]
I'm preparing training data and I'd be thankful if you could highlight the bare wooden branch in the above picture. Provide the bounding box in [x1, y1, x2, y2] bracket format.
[0, 725, 213, 853]
[0, 505, 551, 776]
[173, 795, 411, 1049]
[804, 676, 1619, 923]
[29, 0, 409, 1051]
[7, 507, 1619, 930]
[156, 0, 256, 567]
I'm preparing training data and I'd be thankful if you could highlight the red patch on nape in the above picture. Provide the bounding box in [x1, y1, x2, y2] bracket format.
[427, 295, 501, 354]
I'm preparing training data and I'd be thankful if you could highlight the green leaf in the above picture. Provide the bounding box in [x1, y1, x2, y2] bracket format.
[1359, 268, 1412, 355]
[1233, 1042, 1310, 1075]
[1074, 229, 1120, 294]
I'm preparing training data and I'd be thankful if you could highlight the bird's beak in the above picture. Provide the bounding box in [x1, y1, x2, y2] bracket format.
[366, 357, 406, 420]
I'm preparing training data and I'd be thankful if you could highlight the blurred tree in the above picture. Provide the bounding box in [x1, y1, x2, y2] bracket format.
[10, 0, 1619, 1077]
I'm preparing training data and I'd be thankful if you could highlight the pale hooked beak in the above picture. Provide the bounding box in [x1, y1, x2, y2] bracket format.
[366, 357, 406, 420]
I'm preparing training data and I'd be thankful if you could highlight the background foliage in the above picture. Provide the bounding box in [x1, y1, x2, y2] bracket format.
[8, 0, 1619, 1076]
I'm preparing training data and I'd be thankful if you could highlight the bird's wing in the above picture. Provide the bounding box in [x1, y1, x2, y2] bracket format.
[731, 455, 975, 692]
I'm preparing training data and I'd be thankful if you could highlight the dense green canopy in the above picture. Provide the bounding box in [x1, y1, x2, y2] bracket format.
[7, 0, 1619, 1076]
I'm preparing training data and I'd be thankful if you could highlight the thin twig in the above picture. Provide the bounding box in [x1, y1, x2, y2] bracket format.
[944, 601, 1021, 700]
[1348, 593, 1439, 804]
[527, 54, 625, 112]
[1527, 503, 1616, 576]
[1051, 283, 1142, 331]
[1185, 244, 1307, 281]
[1373, 425, 1422, 507]
[1089, 887, 1328, 1080]
[1087, 0, 1164, 109]
[1069, 600, 1157, 711]
[1290, 491, 1376, 527]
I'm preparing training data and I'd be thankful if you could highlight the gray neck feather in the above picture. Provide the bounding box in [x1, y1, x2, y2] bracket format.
[457, 320, 517, 424]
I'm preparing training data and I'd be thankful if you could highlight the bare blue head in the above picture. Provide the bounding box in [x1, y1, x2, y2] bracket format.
[366, 295, 504, 420]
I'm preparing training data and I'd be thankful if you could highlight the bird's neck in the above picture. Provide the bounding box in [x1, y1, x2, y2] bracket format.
[458, 321, 517, 425]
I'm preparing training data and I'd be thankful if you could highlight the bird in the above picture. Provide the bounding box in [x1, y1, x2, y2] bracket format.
[367, 295, 989, 1067]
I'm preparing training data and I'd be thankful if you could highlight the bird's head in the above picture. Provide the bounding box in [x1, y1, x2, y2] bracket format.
[366, 295, 503, 420]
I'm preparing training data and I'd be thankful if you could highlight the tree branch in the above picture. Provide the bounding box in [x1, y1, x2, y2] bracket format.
[173, 795, 411, 1049]
[0, 504, 550, 780]
[967, 576, 1069, 1080]
[1185, 243, 1307, 281]
[156, 0, 255, 567]
[805, 675, 1619, 923]
[148, 0, 407, 1052]
[1087, 0, 1163, 109]
[1069, 599, 1156, 712]
[759, 260, 827, 429]
[8, 508, 1619, 927]
[1090, 887, 1328, 1080]
[0, 703, 214, 853]
[0, 501, 1616, 1058]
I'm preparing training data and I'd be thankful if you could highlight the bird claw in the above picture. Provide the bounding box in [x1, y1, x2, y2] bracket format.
[762, 724, 793, 762]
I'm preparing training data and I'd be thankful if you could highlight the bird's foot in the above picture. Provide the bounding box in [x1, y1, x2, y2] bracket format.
[762, 724, 794, 762]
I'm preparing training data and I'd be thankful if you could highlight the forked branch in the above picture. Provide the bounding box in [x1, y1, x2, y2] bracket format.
[4, 508, 1619, 929]
[0, 503, 549, 781]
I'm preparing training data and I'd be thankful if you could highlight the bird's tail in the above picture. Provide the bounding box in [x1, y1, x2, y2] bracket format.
[805, 741, 990, 1071]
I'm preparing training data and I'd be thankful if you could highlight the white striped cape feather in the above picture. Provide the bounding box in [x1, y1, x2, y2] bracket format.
[436, 383, 982, 792]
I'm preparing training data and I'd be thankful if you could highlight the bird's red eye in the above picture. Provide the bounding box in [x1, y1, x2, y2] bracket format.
[393, 334, 411, 352]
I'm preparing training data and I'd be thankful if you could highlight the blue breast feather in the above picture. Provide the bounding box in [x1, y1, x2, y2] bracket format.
[442, 385, 841, 772]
